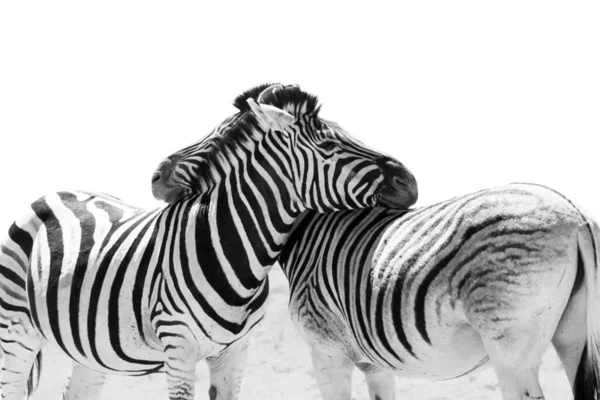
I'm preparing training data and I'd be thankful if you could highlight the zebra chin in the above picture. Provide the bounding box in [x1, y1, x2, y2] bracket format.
[152, 183, 188, 204]
[374, 176, 419, 209]
[375, 191, 418, 210]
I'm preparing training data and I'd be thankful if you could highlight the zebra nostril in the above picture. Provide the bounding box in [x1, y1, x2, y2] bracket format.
[393, 176, 408, 188]
[151, 172, 161, 184]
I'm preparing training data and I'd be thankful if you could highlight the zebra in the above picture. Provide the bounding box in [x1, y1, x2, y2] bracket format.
[278, 183, 600, 400]
[0, 83, 418, 400]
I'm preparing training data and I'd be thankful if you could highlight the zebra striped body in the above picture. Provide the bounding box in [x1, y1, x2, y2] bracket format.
[281, 183, 600, 399]
[0, 84, 418, 400]
[18, 190, 270, 375]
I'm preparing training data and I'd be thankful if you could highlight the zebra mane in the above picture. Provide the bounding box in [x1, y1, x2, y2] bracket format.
[233, 83, 321, 117]
[169, 84, 321, 194]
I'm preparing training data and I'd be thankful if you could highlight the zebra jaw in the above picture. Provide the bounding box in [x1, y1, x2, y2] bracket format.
[151, 172, 189, 204]
[154, 185, 187, 204]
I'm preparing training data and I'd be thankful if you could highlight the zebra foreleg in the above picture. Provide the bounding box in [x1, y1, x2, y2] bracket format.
[0, 348, 40, 400]
[0, 321, 43, 400]
[163, 340, 198, 400]
[309, 340, 354, 400]
[205, 335, 249, 400]
[356, 363, 395, 400]
[0, 351, 38, 400]
[61, 363, 106, 400]
[482, 331, 549, 400]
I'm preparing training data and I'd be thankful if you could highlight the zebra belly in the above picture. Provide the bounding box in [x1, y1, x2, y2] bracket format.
[289, 292, 490, 380]
[30, 289, 165, 375]
[32, 306, 165, 375]
[43, 335, 164, 376]
[30, 292, 165, 375]
[387, 310, 491, 380]
[388, 327, 491, 380]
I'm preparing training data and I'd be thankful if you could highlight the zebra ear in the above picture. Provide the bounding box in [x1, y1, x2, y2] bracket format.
[247, 98, 294, 133]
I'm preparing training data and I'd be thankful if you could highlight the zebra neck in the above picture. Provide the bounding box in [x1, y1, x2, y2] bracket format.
[203, 176, 302, 284]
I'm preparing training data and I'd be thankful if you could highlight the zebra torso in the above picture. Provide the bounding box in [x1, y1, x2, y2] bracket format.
[282, 183, 586, 379]
[2, 190, 269, 375]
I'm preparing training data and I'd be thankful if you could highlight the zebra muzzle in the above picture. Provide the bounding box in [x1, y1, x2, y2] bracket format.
[376, 159, 418, 209]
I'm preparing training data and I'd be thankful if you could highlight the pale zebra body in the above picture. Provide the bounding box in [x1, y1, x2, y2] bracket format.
[280, 183, 600, 400]
[0, 84, 418, 400]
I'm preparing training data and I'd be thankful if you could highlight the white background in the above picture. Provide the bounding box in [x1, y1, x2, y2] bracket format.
[0, 3, 599, 399]
[1, 1, 599, 229]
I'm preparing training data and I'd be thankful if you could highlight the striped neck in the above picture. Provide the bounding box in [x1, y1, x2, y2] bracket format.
[201, 145, 305, 283]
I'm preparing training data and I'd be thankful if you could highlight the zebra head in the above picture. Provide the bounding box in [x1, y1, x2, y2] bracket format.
[151, 83, 418, 211]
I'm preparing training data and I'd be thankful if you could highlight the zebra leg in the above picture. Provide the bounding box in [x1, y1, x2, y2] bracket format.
[164, 343, 197, 400]
[62, 363, 106, 400]
[309, 340, 354, 400]
[551, 282, 586, 390]
[0, 321, 43, 400]
[482, 331, 549, 400]
[0, 349, 39, 400]
[205, 336, 250, 400]
[356, 363, 395, 400]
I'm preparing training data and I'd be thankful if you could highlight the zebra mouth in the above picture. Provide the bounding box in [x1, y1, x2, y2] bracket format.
[152, 182, 187, 204]
[376, 159, 418, 209]
[376, 193, 413, 209]
[162, 188, 187, 204]
[376, 180, 418, 209]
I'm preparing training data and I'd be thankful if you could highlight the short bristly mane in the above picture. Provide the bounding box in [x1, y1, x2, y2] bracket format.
[232, 83, 275, 110]
[233, 83, 321, 117]
[190, 83, 322, 190]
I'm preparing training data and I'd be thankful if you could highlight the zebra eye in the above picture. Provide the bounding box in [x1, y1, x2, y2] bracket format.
[319, 140, 338, 152]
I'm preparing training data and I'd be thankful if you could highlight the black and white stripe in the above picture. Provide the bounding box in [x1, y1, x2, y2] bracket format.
[0, 83, 417, 400]
[280, 183, 600, 400]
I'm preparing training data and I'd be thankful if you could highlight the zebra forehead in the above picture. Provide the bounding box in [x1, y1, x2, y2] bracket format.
[232, 83, 321, 117]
